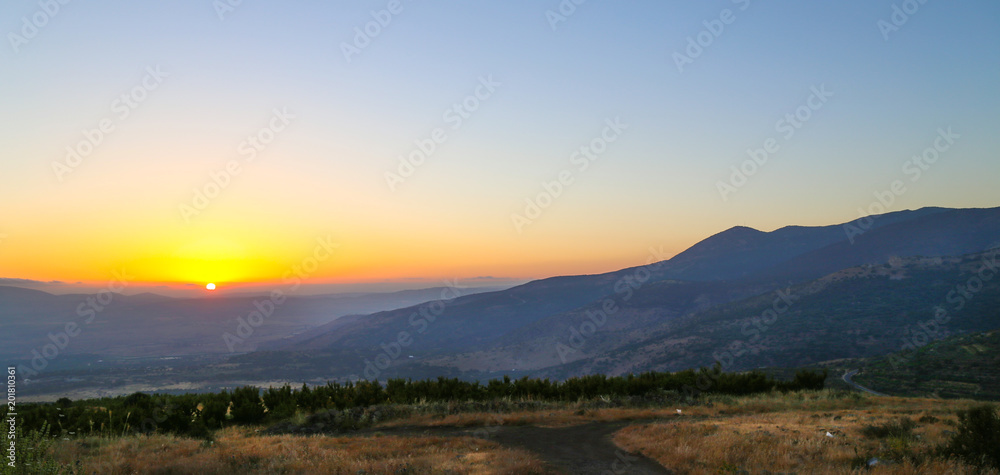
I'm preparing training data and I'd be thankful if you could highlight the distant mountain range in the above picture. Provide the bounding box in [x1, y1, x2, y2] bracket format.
[6, 206, 1000, 398]
[249, 206, 1000, 382]
[0, 286, 504, 363]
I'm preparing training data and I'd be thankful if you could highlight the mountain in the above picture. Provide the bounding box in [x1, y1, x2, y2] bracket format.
[643, 206, 949, 283]
[755, 207, 1000, 283]
[261, 206, 1000, 383]
[544, 251, 1000, 378]
[10, 205, 1000, 398]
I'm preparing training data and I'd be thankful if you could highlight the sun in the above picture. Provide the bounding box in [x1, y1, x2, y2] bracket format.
[206, 283, 216, 291]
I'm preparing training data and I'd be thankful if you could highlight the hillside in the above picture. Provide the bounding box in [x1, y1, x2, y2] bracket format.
[14, 206, 1000, 400]
[649, 206, 949, 283]
[247, 206, 1000, 385]
[755, 207, 1000, 283]
[543, 252, 1000, 379]
[851, 329, 1000, 400]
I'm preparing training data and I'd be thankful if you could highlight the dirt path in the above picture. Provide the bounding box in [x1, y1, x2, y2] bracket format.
[488, 421, 670, 474]
[359, 421, 671, 474]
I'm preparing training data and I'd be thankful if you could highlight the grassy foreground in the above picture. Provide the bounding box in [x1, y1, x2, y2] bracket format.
[6, 390, 999, 474]
[43, 426, 546, 474]
[615, 391, 998, 474]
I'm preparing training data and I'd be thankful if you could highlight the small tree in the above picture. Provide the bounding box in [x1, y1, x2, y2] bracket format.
[940, 405, 1000, 470]
[200, 394, 229, 429]
[229, 386, 265, 424]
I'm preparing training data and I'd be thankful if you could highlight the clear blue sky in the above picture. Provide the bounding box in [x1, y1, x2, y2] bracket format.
[1, 1, 998, 291]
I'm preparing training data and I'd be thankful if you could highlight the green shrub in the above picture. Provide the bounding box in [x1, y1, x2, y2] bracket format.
[200, 396, 229, 429]
[860, 417, 916, 439]
[0, 422, 68, 475]
[939, 405, 1000, 470]
[7, 367, 830, 439]
[185, 419, 214, 442]
[782, 368, 828, 391]
[229, 386, 265, 425]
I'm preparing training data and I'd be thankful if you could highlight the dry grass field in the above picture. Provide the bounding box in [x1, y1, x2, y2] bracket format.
[47, 426, 549, 474]
[614, 392, 997, 474]
[20, 390, 999, 474]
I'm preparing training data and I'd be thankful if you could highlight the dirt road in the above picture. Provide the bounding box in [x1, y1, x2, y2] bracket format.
[357, 421, 671, 474]
[487, 421, 670, 474]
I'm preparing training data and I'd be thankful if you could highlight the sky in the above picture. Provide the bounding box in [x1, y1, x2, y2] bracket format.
[1, 1, 998, 295]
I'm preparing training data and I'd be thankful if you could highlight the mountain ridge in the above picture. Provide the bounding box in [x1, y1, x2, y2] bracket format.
[258, 206, 1000, 382]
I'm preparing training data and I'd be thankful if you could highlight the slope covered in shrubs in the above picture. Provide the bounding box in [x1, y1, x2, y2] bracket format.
[6, 367, 825, 439]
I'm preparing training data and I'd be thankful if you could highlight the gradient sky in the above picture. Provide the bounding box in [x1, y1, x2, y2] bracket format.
[1, 1, 998, 294]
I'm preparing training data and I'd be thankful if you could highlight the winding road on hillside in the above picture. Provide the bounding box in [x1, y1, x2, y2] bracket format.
[843, 369, 889, 396]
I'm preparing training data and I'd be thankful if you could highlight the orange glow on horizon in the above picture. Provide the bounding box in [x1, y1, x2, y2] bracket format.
[0, 186, 694, 287]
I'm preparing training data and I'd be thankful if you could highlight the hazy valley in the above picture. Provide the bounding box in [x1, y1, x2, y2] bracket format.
[9, 206, 1000, 404]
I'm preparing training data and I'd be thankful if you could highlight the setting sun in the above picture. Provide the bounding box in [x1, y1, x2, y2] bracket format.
[1, 3, 999, 472]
